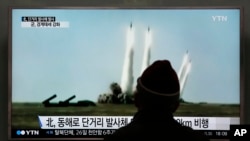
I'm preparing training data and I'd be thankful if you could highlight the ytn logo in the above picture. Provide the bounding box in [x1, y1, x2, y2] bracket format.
[16, 130, 39, 136]
[234, 129, 247, 136]
[212, 16, 228, 22]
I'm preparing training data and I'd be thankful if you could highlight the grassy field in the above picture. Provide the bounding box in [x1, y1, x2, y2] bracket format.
[11, 102, 239, 129]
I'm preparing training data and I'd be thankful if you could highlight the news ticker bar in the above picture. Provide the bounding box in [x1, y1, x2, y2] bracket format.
[11, 129, 230, 139]
[38, 116, 239, 130]
[11, 125, 250, 140]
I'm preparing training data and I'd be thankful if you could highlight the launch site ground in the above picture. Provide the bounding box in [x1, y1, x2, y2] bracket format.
[11, 102, 239, 129]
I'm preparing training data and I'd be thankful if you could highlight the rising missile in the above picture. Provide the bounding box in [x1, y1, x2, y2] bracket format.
[180, 59, 191, 97]
[121, 22, 135, 96]
[178, 50, 192, 98]
[141, 26, 152, 74]
[178, 50, 189, 79]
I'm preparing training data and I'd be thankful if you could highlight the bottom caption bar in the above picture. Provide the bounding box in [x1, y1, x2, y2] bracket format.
[12, 129, 231, 139]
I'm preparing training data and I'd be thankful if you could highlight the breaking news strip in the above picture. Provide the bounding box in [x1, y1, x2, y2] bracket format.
[12, 116, 239, 139]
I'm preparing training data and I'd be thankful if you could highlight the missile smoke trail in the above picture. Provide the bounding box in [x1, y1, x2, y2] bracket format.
[121, 23, 134, 95]
[141, 27, 152, 74]
[178, 51, 189, 79]
[178, 51, 191, 98]
[180, 61, 191, 97]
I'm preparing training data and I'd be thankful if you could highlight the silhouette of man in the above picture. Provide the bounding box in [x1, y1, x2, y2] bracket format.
[104, 60, 209, 141]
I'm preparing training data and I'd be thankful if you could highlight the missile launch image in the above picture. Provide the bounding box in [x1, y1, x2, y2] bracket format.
[120, 24, 153, 102]
[11, 9, 240, 130]
[119, 23, 191, 103]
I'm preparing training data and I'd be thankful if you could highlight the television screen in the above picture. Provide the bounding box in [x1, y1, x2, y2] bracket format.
[8, 7, 242, 140]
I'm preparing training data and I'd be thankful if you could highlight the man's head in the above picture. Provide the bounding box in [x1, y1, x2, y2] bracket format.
[134, 60, 180, 113]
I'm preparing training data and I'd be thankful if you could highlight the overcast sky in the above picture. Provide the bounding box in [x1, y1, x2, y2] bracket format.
[11, 8, 240, 104]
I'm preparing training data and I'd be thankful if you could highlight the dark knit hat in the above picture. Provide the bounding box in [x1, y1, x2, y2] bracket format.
[137, 60, 180, 101]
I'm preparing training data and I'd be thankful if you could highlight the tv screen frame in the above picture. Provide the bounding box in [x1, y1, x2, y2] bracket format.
[8, 6, 244, 140]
